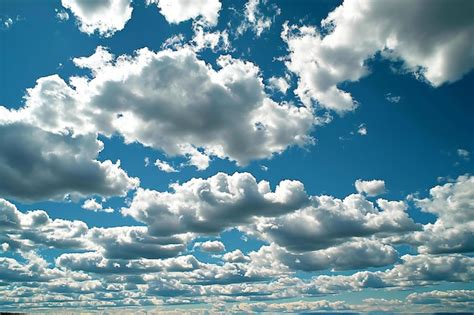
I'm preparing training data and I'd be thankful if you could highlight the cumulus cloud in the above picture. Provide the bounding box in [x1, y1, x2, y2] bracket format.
[56, 252, 200, 274]
[191, 25, 231, 52]
[194, 240, 225, 253]
[88, 226, 192, 260]
[0, 122, 138, 202]
[268, 76, 290, 94]
[263, 240, 398, 271]
[407, 175, 474, 254]
[222, 249, 250, 263]
[0, 253, 65, 283]
[384, 254, 474, 286]
[82, 199, 114, 213]
[231, 300, 348, 313]
[304, 253, 474, 294]
[282, 0, 474, 112]
[355, 179, 385, 196]
[407, 290, 474, 306]
[154, 159, 178, 173]
[9, 46, 315, 169]
[147, 0, 222, 26]
[55, 9, 69, 21]
[0, 200, 190, 260]
[248, 194, 418, 252]
[61, 0, 133, 36]
[0, 198, 89, 251]
[122, 172, 309, 236]
[357, 123, 368, 136]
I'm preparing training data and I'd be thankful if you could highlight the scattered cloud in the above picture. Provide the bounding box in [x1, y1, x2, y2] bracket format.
[355, 179, 385, 196]
[61, 0, 133, 37]
[122, 172, 309, 236]
[268, 76, 290, 94]
[147, 0, 222, 26]
[194, 240, 226, 253]
[82, 198, 114, 213]
[154, 159, 178, 173]
[237, 0, 280, 37]
[55, 8, 70, 21]
[457, 148, 470, 160]
[357, 123, 367, 136]
[385, 92, 401, 103]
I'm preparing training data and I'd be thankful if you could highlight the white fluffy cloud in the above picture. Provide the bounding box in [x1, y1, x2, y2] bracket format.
[264, 240, 398, 271]
[122, 172, 309, 236]
[10, 47, 314, 169]
[148, 0, 222, 26]
[407, 175, 474, 254]
[194, 240, 226, 253]
[231, 300, 348, 313]
[154, 159, 178, 173]
[268, 76, 290, 94]
[0, 199, 90, 252]
[0, 199, 191, 261]
[82, 199, 114, 213]
[283, 0, 474, 112]
[61, 0, 133, 36]
[407, 290, 474, 307]
[248, 194, 418, 252]
[355, 179, 385, 196]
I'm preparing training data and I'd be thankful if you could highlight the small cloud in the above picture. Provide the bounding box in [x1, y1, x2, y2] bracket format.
[55, 9, 70, 21]
[161, 34, 186, 50]
[457, 148, 470, 160]
[355, 179, 386, 197]
[0, 15, 24, 30]
[144, 157, 150, 167]
[0, 17, 13, 30]
[194, 240, 226, 253]
[236, 0, 281, 38]
[81, 198, 114, 213]
[1, 243, 10, 252]
[155, 158, 179, 173]
[260, 165, 268, 171]
[268, 76, 290, 94]
[357, 123, 367, 136]
[385, 93, 401, 103]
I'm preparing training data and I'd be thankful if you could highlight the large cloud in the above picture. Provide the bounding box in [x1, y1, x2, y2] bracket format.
[248, 194, 419, 252]
[304, 253, 474, 294]
[88, 226, 192, 259]
[0, 122, 138, 202]
[61, 0, 133, 36]
[259, 240, 398, 271]
[122, 172, 309, 236]
[283, 0, 474, 112]
[407, 175, 474, 254]
[0, 199, 189, 260]
[11, 47, 315, 169]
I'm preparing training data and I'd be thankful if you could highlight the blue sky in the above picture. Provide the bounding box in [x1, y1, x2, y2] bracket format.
[0, 0, 473, 313]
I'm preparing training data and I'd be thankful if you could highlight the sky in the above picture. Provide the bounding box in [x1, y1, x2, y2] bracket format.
[0, 0, 473, 313]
